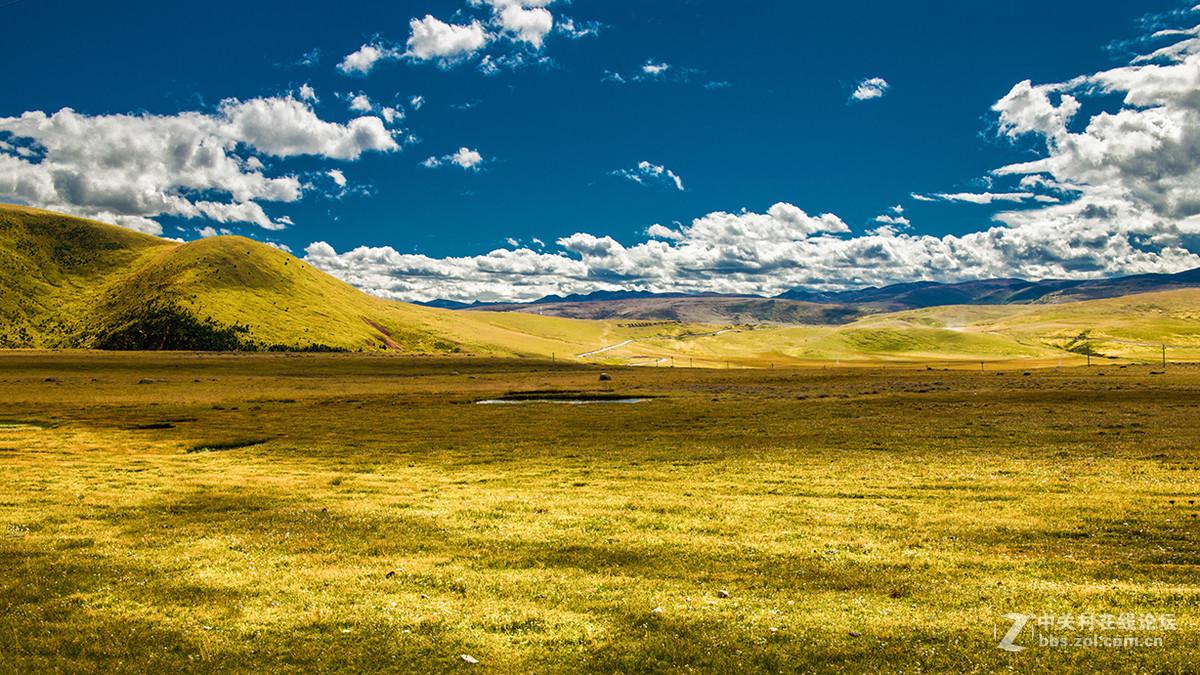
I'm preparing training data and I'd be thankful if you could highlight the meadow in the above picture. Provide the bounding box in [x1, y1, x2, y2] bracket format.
[0, 352, 1196, 672]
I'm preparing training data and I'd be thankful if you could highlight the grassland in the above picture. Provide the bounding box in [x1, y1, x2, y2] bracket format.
[0, 352, 1196, 672]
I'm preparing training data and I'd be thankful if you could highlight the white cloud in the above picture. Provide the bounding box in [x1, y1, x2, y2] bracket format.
[410, 95, 426, 110]
[614, 161, 685, 191]
[380, 107, 402, 124]
[641, 61, 670, 77]
[422, 147, 485, 170]
[646, 223, 684, 240]
[298, 84, 318, 102]
[992, 79, 1080, 142]
[348, 94, 373, 112]
[338, 43, 401, 76]
[874, 214, 911, 227]
[328, 169, 347, 188]
[932, 192, 1039, 205]
[471, 0, 561, 47]
[851, 77, 890, 101]
[890, 204, 904, 214]
[558, 17, 601, 39]
[219, 97, 399, 160]
[406, 15, 491, 63]
[496, 4, 554, 47]
[0, 97, 399, 233]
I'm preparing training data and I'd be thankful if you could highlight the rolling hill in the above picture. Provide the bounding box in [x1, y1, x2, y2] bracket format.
[0, 205, 654, 356]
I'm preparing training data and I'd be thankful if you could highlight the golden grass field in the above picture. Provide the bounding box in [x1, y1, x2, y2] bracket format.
[0, 352, 1196, 672]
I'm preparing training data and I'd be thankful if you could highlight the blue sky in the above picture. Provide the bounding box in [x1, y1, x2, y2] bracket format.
[3, 0, 1200, 301]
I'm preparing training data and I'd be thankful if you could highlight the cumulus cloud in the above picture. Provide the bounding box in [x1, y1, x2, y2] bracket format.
[348, 94, 373, 112]
[337, 1, 593, 76]
[0, 97, 400, 234]
[851, 77, 890, 101]
[493, 2, 554, 47]
[471, 0, 594, 48]
[406, 15, 491, 63]
[613, 161, 685, 191]
[338, 43, 401, 75]
[422, 147, 485, 170]
[874, 214, 911, 227]
[646, 223, 684, 240]
[305, 203, 863, 302]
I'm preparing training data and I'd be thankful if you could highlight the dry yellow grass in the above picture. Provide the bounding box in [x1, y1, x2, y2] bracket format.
[0, 352, 1196, 672]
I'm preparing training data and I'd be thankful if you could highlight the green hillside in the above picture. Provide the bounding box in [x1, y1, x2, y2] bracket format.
[0, 206, 173, 348]
[0, 205, 678, 356]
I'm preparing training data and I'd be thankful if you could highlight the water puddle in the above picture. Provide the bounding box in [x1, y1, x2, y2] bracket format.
[476, 398, 649, 405]
[476, 392, 651, 405]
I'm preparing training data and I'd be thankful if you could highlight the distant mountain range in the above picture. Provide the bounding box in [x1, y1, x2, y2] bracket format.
[424, 267, 1200, 325]
[776, 269, 1200, 308]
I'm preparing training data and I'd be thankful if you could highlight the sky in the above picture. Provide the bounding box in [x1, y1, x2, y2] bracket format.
[3, 0, 1200, 302]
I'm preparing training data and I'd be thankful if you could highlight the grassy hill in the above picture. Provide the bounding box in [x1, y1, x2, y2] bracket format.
[0, 205, 711, 357]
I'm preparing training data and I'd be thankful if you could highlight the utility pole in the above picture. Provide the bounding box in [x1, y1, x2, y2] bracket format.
[1163, 344, 1167, 369]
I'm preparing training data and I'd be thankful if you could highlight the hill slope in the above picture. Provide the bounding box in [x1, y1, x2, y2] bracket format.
[468, 295, 868, 325]
[0, 205, 642, 355]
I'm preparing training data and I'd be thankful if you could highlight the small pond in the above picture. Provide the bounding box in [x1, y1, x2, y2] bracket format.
[475, 392, 651, 405]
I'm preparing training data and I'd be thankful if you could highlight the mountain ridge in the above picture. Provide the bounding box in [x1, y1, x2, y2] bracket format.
[424, 267, 1200, 325]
